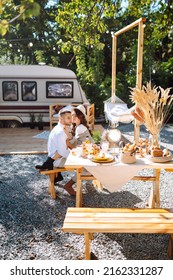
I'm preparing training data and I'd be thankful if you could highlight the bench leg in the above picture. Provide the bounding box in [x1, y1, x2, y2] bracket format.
[84, 233, 90, 260]
[48, 174, 56, 199]
[168, 234, 173, 259]
[92, 180, 103, 191]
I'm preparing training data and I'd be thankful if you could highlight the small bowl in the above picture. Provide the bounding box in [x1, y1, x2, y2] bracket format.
[119, 151, 136, 164]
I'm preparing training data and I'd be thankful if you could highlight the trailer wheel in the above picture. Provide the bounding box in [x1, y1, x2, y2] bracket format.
[0, 121, 4, 128]
[5, 120, 22, 128]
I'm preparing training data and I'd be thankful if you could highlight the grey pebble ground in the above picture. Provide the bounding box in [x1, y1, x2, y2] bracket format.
[0, 123, 173, 260]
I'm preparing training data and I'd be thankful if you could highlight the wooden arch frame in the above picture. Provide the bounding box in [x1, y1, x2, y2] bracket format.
[111, 17, 146, 143]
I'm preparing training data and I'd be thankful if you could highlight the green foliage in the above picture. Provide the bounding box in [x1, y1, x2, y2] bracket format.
[0, 0, 40, 36]
[0, 0, 172, 121]
[56, 0, 120, 115]
[34, 50, 45, 64]
[92, 130, 102, 143]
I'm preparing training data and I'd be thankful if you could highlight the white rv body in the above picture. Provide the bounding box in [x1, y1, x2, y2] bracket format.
[0, 65, 89, 127]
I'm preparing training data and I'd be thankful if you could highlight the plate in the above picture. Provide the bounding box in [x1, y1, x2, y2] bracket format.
[107, 129, 122, 143]
[91, 154, 114, 163]
[147, 153, 172, 163]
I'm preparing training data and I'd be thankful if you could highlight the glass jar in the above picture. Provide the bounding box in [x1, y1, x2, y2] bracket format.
[149, 133, 160, 147]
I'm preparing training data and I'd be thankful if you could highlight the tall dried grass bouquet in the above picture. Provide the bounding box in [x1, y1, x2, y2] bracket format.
[130, 82, 173, 144]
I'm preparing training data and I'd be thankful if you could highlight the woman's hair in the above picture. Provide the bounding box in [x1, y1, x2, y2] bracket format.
[72, 108, 91, 136]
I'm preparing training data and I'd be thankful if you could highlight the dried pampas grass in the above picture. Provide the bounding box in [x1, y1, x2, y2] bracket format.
[130, 82, 173, 136]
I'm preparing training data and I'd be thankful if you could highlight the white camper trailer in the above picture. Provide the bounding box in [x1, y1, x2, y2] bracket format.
[0, 65, 89, 128]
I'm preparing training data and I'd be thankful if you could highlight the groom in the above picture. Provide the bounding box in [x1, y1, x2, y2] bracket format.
[35, 107, 75, 195]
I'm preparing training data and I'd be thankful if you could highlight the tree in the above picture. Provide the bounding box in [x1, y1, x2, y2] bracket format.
[0, 0, 40, 36]
[0, 1, 60, 65]
[56, 0, 122, 114]
[0, 0, 172, 118]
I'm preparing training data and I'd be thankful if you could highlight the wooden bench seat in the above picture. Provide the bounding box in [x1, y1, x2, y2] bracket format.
[39, 167, 75, 199]
[62, 207, 173, 259]
[39, 167, 102, 203]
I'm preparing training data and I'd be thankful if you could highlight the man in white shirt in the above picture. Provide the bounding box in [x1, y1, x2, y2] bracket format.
[47, 114, 71, 168]
[35, 107, 75, 195]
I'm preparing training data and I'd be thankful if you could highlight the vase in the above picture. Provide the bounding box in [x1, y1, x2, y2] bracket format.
[149, 133, 160, 147]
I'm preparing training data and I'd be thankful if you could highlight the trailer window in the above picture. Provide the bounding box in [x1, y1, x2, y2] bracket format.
[2, 81, 18, 101]
[46, 82, 73, 98]
[21, 81, 37, 101]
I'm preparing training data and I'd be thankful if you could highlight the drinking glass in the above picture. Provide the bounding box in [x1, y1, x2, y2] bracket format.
[101, 141, 109, 152]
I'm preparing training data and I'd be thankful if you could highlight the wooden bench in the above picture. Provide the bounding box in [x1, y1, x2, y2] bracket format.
[49, 103, 95, 131]
[39, 167, 102, 204]
[39, 167, 75, 199]
[62, 207, 173, 259]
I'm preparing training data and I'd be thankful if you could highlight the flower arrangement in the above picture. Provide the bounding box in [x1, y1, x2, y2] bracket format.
[130, 82, 173, 146]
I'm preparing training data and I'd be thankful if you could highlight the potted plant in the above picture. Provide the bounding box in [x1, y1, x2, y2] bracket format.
[37, 113, 44, 130]
[29, 113, 36, 129]
[92, 130, 101, 144]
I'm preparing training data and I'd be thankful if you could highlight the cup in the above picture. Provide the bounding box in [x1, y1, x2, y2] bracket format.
[74, 147, 82, 157]
[101, 141, 109, 152]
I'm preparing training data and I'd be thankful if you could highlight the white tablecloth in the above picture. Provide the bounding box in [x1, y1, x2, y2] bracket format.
[65, 148, 173, 192]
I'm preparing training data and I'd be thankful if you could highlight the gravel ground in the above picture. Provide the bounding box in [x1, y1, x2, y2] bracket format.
[0, 124, 173, 260]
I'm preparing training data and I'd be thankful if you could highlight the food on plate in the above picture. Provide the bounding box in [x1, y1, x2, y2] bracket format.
[163, 148, 170, 157]
[119, 142, 137, 163]
[92, 144, 101, 155]
[71, 150, 76, 156]
[151, 146, 163, 157]
[92, 152, 114, 162]
[82, 142, 100, 157]
[121, 142, 137, 154]
[93, 152, 107, 160]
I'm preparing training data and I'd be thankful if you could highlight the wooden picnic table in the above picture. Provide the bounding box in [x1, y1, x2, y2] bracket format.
[65, 147, 173, 207]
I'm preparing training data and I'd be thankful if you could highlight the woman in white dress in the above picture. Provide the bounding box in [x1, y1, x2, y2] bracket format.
[65, 104, 93, 148]
[63, 104, 94, 192]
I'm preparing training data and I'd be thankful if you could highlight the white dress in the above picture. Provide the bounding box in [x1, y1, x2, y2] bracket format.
[70, 124, 93, 147]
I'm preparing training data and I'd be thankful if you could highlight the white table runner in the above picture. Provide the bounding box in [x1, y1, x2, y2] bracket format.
[65, 148, 173, 192]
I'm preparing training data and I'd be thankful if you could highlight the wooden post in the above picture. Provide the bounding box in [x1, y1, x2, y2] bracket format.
[134, 19, 145, 144]
[111, 18, 146, 143]
[136, 20, 144, 89]
[112, 35, 117, 102]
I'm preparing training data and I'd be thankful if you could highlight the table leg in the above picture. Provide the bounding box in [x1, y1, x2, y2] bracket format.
[84, 233, 90, 260]
[76, 168, 82, 207]
[150, 169, 160, 208]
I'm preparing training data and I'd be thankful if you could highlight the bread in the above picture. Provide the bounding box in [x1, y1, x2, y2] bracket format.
[151, 146, 163, 157]
[163, 148, 170, 157]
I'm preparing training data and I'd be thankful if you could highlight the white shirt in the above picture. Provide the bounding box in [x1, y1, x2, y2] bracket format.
[48, 122, 70, 167]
